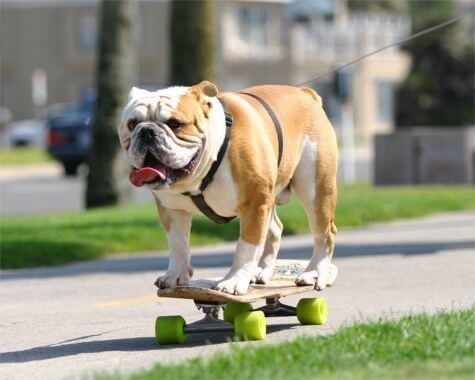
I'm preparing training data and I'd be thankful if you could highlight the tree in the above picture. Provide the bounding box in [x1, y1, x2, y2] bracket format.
[348, 0, 407, 13]
[86, 0, 136, 208]
[396, 0, 474, 126]
[169, 0, 215, 85]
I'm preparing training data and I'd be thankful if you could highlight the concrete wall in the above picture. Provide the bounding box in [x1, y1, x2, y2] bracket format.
[374, 127, 475, 185]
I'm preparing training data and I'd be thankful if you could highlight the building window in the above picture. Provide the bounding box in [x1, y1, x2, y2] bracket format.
[78, 14, 97, 52]
[223, 5, 282, 60]
[236, 7, 269, 47]
[376, 80, 394, 124]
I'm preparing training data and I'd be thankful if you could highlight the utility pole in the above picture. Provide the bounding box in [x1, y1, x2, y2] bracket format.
[335, 67, 356, 183]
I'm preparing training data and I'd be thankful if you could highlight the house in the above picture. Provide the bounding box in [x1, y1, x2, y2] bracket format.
[0, 0, 411, 150]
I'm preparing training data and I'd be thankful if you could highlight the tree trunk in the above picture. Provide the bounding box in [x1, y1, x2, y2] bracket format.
[170, 0, 215, 85]
[86, 0, 136, 208]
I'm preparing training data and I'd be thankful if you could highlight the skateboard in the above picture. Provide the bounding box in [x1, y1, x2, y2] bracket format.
[155, 259, 337, 345]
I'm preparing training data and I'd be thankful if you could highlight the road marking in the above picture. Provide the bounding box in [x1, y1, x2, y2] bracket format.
[93, 294, 164, 308]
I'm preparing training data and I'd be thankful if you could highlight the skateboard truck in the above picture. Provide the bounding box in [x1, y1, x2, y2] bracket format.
[185, 302, 233, 335]
[183, 297, 297, 337]
[256, 297, 297, 317]
[190, 297, 297, 333]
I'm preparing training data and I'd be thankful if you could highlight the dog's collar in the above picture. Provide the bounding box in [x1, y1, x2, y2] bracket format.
[183, 94, 284, 225]
[182, 98, 236, 224]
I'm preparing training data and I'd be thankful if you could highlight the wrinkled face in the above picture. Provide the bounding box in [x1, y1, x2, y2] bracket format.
[118, 81, 218, 189]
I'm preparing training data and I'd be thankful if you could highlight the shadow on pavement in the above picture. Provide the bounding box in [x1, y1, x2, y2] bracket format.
[0, 323, 298, 363]
[1, 240, 474, 281]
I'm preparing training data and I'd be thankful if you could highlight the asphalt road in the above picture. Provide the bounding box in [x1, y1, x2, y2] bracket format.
[0, 164, 150, 216]
[0, 211, 474, 379]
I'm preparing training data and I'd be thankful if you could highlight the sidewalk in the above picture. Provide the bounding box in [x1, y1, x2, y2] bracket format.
[1, 211, 474, 379]
[0, 163, 62, 181]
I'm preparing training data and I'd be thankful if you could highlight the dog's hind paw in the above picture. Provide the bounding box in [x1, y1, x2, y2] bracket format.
[296, 270, 327, 291]
[295, 264, 338, 291]
[295, 270, 318, 287]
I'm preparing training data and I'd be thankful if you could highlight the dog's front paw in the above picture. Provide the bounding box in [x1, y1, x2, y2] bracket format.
[154, 267, 193, 289]
[215, 270, 252, 295]
[254, 266, 273, 284]
[250, 266, 263, 283]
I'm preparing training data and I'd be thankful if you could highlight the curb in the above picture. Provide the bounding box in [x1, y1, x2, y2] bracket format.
[0, 163, 63, 181]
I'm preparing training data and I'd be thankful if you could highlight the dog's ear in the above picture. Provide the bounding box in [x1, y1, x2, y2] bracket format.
[128, 86, 148, 101]
[191, 81, 218, 118]
[192, 81, 218, 98]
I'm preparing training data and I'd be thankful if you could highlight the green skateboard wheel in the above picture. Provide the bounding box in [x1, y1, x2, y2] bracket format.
[234, 310, 266, 341]
[296, 297, 328, 325]
[223, 301, 252, 323]
[155, 315, 186, 345]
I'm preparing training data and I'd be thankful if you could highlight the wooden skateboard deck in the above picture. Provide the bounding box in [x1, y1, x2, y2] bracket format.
[157, 260, 337, 304]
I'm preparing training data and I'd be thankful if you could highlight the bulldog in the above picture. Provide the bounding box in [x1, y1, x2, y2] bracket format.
[118, 81, 338, 295]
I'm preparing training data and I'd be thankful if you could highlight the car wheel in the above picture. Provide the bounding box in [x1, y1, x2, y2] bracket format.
[63, 161, 80, 176]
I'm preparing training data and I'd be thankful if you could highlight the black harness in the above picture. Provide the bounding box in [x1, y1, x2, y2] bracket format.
[183, 94, 283, 224]
[240, 92, 284, 166]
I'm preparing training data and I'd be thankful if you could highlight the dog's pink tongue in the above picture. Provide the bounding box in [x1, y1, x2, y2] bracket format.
[129, 167, 166, 187]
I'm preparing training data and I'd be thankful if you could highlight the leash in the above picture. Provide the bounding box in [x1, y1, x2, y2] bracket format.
[296, 13, 470, 87]
[183, 94, 284, 224]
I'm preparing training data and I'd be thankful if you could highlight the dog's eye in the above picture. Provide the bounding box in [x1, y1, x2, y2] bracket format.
[128, 119, 138, 131]
[167, 119, 181, 130]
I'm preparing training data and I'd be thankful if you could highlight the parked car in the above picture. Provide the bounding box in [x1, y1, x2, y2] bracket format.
[47, 85, 160, 176]
[9, 119, 46, 147]
[0, 107, 12, 148]
[46, 90, 95, 175]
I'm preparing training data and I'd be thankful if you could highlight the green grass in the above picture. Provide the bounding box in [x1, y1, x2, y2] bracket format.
[0, 146, 53, 165]
[1, 184, 474, 269]
[114, 308, 475, 380]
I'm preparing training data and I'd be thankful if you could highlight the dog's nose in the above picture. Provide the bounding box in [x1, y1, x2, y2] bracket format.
[140, 127, 156, 143]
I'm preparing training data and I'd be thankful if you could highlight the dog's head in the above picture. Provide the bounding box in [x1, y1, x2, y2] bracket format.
[118, 81, 218, 189]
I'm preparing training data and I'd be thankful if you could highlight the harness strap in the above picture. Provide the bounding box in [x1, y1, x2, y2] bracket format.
[199, 100, 233, 192]
[183, 94, 285, 225]
[240, 92, 284, 167]
[187, 193, 235, 224]
[183, 98, 236, 224]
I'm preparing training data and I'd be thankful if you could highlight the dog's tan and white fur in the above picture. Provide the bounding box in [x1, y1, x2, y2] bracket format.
[118, 81, 338, 295]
